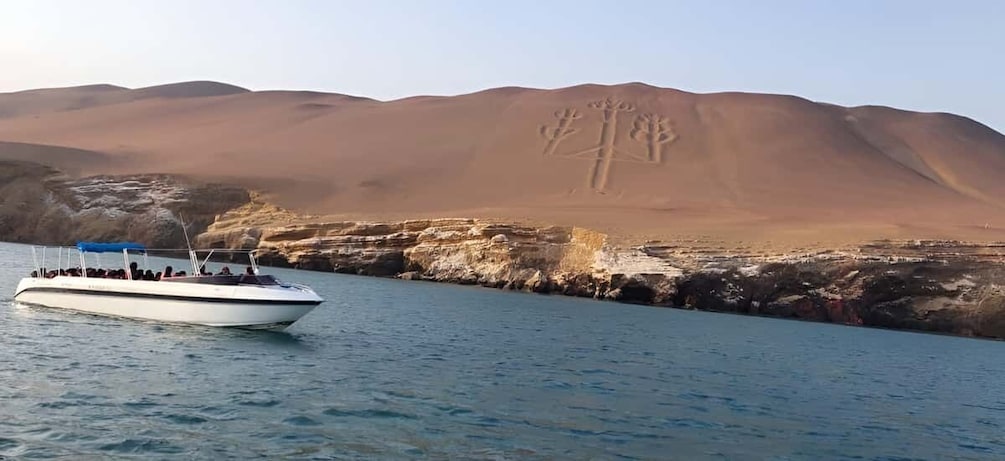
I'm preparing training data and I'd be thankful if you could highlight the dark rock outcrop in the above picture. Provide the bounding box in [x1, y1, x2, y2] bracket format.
[673, 260, 1005, 337]
[0, 160, 249, 247]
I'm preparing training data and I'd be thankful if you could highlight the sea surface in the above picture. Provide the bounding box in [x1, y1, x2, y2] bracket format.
[1, 241, 1004, 460]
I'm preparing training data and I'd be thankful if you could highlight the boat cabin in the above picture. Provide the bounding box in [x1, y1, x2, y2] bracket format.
[28, 242, 278, 286]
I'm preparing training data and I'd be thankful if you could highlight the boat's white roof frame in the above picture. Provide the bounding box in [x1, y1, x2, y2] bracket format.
[29, 246, 261, 279]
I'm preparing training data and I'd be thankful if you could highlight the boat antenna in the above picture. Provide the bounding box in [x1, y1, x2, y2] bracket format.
[179, 213, 193, 251]
[179, 213, 199, 275]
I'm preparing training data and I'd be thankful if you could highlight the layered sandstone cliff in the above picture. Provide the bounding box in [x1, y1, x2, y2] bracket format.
[1, 161, 1002, 339]
[197, 202, 1005, 339]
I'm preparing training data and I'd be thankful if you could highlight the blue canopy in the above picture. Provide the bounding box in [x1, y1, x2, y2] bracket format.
[76, 242, 147, 253]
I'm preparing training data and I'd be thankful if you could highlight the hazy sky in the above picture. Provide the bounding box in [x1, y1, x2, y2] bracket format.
[1, 0, 1002, 131]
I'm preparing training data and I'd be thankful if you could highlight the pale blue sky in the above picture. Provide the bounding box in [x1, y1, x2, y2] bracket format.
[1, 0, 1002, 131]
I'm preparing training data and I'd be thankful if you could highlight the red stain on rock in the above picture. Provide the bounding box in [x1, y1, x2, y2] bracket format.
[826, 299, 863, 325]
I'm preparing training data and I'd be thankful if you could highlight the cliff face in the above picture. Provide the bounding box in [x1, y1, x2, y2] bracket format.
[0, 160, 249, 247]
[2, 160, 1002, 339]
[197, 201, 684, 300]
[671, 253, 1005, 337]
[197, 203, 1005, 339]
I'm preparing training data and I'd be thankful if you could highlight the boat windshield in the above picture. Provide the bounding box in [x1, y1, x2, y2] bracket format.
[161, 274, 282, 286]
[238, 275, 281, 286]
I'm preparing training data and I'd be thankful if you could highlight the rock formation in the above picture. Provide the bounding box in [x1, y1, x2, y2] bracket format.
[0, 160, 248, 248]
[197, 201, 1005, 339]
[1, 160, 1002, 339]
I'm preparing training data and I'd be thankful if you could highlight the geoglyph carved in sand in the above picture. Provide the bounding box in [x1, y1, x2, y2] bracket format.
[540, 98, 678, 192]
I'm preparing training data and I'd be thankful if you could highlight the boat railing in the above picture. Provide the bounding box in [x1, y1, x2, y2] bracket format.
[27, 245, 263, 280]
[28, 245, 116, 279]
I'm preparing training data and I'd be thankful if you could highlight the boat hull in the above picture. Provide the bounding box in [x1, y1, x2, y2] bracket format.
[13, 277, 323, 328]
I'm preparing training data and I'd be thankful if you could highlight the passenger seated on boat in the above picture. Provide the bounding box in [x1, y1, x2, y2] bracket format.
[246, 266, 255, 275]
[143, 270, 156, 281]
[175, 271, 187, 277]
[155, 271, 162, 281]
[30, 270, 38, 278]
[129, 262, 141, 280]
[219, 266, 232, 275]
[163, 266, 173, 278]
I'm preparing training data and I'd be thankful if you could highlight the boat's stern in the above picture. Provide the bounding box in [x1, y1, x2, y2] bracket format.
[13, 277, 51, 303]
[14, 277, 32, 299]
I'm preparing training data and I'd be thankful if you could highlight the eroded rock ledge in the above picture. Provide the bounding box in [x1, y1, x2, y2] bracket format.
[197, 202, 1005, 339]
[0, 160, 248, 247]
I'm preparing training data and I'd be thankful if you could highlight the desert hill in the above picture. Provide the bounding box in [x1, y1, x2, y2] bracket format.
[0, 81, 1002, 247]
[0, 81, 249, 119]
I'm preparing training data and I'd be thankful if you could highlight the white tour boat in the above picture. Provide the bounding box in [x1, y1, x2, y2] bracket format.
[13, 242, 324, 329]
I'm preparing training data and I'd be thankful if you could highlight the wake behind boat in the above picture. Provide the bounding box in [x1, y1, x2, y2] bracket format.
[13, 242, 324, 329]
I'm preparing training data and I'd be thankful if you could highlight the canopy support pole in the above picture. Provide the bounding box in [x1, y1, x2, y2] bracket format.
[123, 249, 132, 280]
[30, 247, 40, 277]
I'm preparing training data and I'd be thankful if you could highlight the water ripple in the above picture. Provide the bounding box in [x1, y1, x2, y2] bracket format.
[323, 408, 419, 420]
[2, 244, 1005, 459]
[98, 438, 186, 455]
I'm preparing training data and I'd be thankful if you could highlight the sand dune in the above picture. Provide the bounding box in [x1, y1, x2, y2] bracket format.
[0, 141, 119, 176]
[0, 81, 1002, 246]
[0, 81, 248, 119]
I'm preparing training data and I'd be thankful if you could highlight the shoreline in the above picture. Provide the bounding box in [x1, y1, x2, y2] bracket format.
[0, 162, 1001, 341]
[194, 215, 1005, 340]
[5, 233, 1004, 341]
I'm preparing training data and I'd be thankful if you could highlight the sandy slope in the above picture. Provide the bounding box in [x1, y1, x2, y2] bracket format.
[0, 81, 1002, 248]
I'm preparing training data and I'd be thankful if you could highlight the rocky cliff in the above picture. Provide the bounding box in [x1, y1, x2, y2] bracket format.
[2, 161, 1002, 339]
[197, 201, 1005, 339]
[0, 160, 249, 247]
